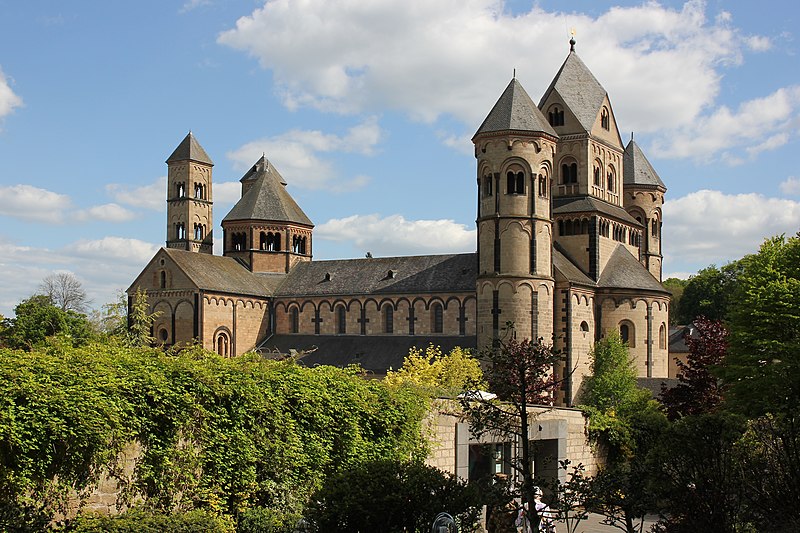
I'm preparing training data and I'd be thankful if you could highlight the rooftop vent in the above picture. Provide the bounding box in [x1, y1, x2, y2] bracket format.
[323, 272, 332, 282]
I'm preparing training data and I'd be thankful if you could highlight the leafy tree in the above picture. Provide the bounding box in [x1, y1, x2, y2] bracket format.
[306, 459, 481, 533]
[721, 233, 800, 417]
[577, 333, 667, 533]
[459, 325, 562, 531]
[660, 316, 727, 420]
[648, 413, 749, 533]
[661, 278, 687, 326]
[126, 288, 160, 347]
[676, 263, 741, 324]
[384, 344, 484, 396]
[0, 294, 92, 350]
[40, 272, 90, 313]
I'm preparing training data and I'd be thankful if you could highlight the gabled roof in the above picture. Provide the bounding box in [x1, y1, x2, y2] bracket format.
[597, 246, 667, 292]
[275, 253, 477, 297]
[539, 50, 608, 133]
[624, 139, 666, 190]
[222, 156, 313, 226]
[129, 248, 284, 297]
[474, 78, 557, 138]
[166, 132, 213, 165]
[553, 196, 641, 226]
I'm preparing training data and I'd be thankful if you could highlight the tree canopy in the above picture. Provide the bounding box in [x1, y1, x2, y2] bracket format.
[0, 294, 93, 350]
[384, 344, 484, 397]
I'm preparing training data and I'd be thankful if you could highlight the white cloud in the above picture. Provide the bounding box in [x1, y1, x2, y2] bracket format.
[106, 176, 166, 211]
[745, 35, 772, 52]
[316, 214, 476, 256]
[664, 190, 800, 267]
[226, 116, 381, 190]
[652, 86, 800, 162]
[74, 203, 136, 222]
[0, 235, 160, 316]
[213, 181, 242, 204]
[218, 0, 751, 133]
[0, 184, 71, 223]
[780, 177, 800, 195]
[0, 67, 23, 118]
[180, 0, 211, 13]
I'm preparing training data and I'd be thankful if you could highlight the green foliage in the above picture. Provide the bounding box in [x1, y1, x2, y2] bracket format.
[384, 344, 484, 396]
[661, 278, 687, 326]
[648, 412, 750, 533]
[236, 507, 301, 533]
[63, 508, 235, 532]
[578, 333, 665, 462]
[722, 233, 800, 417]
[126, 288, 160, 347]
[306, 459, 481, 533]
[676, 263, 741, 324]
[0, 340, 429, 526]
[0, 294, 93, 350]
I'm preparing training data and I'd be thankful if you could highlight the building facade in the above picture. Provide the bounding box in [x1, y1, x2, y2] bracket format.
[129, 41, 670, 406]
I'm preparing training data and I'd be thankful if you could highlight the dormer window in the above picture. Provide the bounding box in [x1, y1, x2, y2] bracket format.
[324, 272, 332, 282]
[548, 106, 565, 127]
[386, 269, 397, 279]
[601, 107, 610, 130]
[506, 171, 524, 194]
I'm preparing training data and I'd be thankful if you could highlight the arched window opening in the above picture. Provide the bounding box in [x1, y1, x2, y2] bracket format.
[619, 321, 635, 347]
[561, 162, 578, 184]
[572, 220, 581, 235]
[159, 270, 166, 289]
[558, 220, 565, 236]
[159, 328, 168, 343]
[175, 223, 186, 240]
[336, 305, 346, 335]
[601, 107, 610, 130]
[652, 219, 659, 237]
[483, 175, 493, 197]
[538, 174, 548, 197]
[581, 219, 589, 234]
[607, 166, 616, 192]
[290, 308, 299, 334]
[260, 232, 268, 250]
[506, 171, 524, 194]
[264, 232, 281, 251]
[215, 331, 230, 357]
[432, 303, 443, 334]
[292, 235, 307, 254]
[580, 321, 589, 334]
[548, 106, 564, 126]
[659, 323, 667, 350]
[194, 223, 205, 241]
[232, 232, 247, 251]
[176, 182, 185, 198]
[383, 304, 394, 334]
[593, 163, 601, 186]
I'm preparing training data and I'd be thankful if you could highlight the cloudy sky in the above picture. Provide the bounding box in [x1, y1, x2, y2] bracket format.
[1, 0, 799, 316]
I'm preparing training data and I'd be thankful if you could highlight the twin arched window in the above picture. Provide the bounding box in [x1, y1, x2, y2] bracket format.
[561, 162, 578, 184]
[548, 106, 565, 127]
[506, 171, 524, 194]
[260, 231, 281, 251]
[601, 107, 610, 130]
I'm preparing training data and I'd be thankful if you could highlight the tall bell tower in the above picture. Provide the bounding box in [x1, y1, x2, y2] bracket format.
[165, 132, 214, 254]
[473, 78, 559, 350]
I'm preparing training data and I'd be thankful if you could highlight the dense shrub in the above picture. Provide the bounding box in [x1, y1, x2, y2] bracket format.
[63, 508, 234, 532]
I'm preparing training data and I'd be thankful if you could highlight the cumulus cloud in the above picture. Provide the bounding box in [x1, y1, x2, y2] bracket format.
[664, 190, 800, 267]
[0, 184, 71, 223]
[652, 86, 800, 163]
[213, 181, 242, 204]
[226, 116, 381, 189]
[106, 176, 166, 211]
[0, 235, 160, 316]
[74, 203, 136, 222]
[0, 67, 23, 119]
[780, 176, 800, 195]
[316, 214, 476, 256]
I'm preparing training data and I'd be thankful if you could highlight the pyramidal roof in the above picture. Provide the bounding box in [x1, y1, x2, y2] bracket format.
[222, 156, 313, 226]
[474, 78, 557, 138]
[539, 46, 608, 132]
[624, 139, 666, 190]
[166, 132, 213, 165]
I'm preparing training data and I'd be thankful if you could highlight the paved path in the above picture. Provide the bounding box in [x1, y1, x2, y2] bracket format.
[555, 513, 659, 532]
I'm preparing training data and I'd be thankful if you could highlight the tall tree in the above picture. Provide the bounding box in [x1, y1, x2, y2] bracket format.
[660, 316, 727, 420]
[0, 295, 92, 350]
[676, 262, 741, 324]
[721, 233, 800, 417]
[661, 278, 687, 326]
[459, 326, 562, 531]
[39, 272, 90, 313]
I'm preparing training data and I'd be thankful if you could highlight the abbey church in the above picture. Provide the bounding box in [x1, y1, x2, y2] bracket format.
[129, 40, 670, 406]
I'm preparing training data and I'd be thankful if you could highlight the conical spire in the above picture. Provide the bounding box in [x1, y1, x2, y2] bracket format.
[624, 139, 666, 190]
[474, 78, 557, 138]
[166, 132, 214, 165]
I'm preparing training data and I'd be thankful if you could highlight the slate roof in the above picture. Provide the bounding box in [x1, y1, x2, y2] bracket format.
[166, 132, 213, 165]
[669, 324, 695, 354]
[624, 139, 666, 190]
[637, 377, 678, 398]
[553, 196, 641, 226]
[597, 246, 668, 292]
[275, 253, 477, 297]
[160, 248, 284, 297]
[223, 156, 313, 226]
[260, 335, 477, 376]
[553, 246, 595, 286]
[474, 78, 557, 138]
[539, 50, 608, 132]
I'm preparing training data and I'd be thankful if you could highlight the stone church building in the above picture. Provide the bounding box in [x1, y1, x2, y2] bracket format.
[129, 41, 670, 406]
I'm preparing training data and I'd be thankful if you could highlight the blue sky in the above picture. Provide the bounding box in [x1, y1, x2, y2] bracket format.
[1, 0, 799, 316]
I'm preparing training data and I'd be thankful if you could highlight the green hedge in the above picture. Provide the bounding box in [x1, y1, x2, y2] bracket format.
[0, 340, 429, 527]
